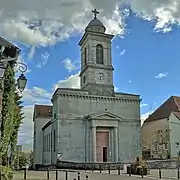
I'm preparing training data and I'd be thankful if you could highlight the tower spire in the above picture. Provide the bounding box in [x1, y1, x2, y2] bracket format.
[92, 9, 99, 19]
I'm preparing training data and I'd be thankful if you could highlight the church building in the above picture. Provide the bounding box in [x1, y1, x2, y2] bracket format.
[33, 9, 141, 167]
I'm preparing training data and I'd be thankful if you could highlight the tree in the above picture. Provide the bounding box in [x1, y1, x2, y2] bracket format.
[9, 92, 24, 167]
[0, 62, 16, 165]
[14, 151, 33, 169]
[0, 62, 24, 168]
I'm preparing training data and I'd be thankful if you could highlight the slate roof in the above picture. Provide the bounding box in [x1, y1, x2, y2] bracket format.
[33, 104, 52, 121]
[145, 96, 180, 122]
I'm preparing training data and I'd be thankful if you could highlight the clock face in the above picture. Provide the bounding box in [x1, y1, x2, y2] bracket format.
[96, 73, 105, 83]
[98, 73, 104, 80]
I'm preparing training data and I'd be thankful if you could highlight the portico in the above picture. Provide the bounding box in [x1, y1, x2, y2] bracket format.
[84, 111, 121, 162]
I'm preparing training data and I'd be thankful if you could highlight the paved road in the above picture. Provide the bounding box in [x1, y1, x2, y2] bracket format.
[13, 169, 179, 180]
[148, 169, 178, 179]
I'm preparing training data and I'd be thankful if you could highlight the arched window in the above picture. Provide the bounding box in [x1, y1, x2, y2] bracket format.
[96, 44, 103, 64]
[84, 47, 87, 65]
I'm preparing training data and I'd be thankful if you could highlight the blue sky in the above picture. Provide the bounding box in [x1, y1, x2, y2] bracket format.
[22, 13, 180, 115]
[1, 0, 180, 150]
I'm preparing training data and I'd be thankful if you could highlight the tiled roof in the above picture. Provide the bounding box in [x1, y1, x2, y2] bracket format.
[33, 104, 52, 120]
[145, 96, 180, 122]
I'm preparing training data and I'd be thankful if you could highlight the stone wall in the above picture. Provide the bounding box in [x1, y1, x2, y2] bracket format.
[146, 160, 177, 169]
[56, 161, 123, 170]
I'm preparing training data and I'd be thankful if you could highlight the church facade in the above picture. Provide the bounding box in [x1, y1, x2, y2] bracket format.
[33, 10, 141, 167]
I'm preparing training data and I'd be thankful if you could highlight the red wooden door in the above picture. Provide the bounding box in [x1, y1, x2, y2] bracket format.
[96, 131, 109, 162]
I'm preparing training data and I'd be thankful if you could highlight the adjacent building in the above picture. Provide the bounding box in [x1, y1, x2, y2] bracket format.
[141, 96, 180, 159]
[33, 105, 52, 168]
[33, 10, 141, 168]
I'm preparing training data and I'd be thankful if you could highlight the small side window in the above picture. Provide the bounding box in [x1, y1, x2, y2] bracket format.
[83, 76, 86, 83]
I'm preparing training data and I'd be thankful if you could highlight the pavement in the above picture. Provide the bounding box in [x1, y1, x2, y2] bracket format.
[13, 169, 180, 180]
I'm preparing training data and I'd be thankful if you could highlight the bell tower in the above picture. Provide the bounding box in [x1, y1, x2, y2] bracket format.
[78, 9, 114, 96]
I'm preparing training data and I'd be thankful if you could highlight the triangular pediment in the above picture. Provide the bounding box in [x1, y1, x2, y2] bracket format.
[87, 111, 122, 120]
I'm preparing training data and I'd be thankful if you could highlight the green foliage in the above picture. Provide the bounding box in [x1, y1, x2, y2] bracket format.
[0, 63, 16, 164]
[10, 93, 24, 167]
[14, 152, 31, 169]
[0, 62, 24, 168]
[0, 165, 13, 180]
[29, 151, 34, 168]
[131, 156, 147, 173]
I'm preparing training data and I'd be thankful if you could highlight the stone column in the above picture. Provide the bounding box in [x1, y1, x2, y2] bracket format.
[92, 126, 96, 162]
[114, 127, 119, 162]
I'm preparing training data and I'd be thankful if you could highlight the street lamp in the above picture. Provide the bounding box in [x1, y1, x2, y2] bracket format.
[16, 63, 28, 92]
[0, 37, 28, 92]
[0, 61, 28, 92]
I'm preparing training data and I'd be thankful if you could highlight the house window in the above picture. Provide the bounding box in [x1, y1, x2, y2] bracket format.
[96, 44, 103, 64]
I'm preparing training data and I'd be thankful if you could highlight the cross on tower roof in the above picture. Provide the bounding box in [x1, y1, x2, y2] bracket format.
[92, 9, 99, 19]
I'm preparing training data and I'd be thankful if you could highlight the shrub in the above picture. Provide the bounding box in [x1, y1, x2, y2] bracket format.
[0, 165, 13, 180]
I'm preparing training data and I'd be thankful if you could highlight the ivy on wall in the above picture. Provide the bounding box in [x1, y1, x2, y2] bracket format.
[0, 62, 24, 167]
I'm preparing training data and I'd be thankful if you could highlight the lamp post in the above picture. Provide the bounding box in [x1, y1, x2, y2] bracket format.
[0, 37, 28, 92]
[16, 62, 28, 92]
[0, 62, 27, 92]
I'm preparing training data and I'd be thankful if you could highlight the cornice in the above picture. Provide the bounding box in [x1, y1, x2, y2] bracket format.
[78, 31, 114, 46]
[56, 92, 141, 103]
[80, 64, 114, 76]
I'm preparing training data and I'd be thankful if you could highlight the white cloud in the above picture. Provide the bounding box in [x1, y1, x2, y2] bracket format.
[131, 0, 180, 33]
[41, 52, 50, 61]
[114, 87, 119, 92]
[154, 72, 168, 79]
[0, 0, 127, 46]
[36, 52, 50, 68]
[120, 49, 126, 56]
[22, 86, 52, 104]
[18, 105, 34, 151]
[27, 46, 36, 60]
[140, 103, 148, 107]
[0, 0, 180, 47]
[54, 73, 80, 90]
[128, 80, 132, 83]
[62, 58, 80, 72]
[141, 111, 152, 126]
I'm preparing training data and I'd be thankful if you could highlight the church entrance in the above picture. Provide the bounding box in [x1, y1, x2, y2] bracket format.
[96, 129, 109, 162]
[103, 147, 108, 162]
